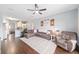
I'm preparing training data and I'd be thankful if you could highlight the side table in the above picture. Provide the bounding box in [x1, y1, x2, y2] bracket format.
[50, 35, 56, 42]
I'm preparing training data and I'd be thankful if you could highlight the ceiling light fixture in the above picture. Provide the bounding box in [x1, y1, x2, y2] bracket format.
[35, 11, 38, 13]
[27, 4, 47, 14]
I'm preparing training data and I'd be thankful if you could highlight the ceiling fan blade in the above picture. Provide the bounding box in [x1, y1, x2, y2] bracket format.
[33, 12, 35, 14]
[38, 11, 42, 14]
[35, 4, 38, 8]
[39, 8, 46, 11]
[27, 9, 34, 11]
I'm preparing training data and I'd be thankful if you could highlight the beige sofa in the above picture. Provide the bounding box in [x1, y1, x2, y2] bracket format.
[35, 32, 51, 40]
[56, 31, 77, 52]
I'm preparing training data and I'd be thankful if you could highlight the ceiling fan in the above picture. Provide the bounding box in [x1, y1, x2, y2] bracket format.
[27, 4, 47, 14]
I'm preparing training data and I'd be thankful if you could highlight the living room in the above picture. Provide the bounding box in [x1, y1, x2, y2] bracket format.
[0, 4, 79, 54]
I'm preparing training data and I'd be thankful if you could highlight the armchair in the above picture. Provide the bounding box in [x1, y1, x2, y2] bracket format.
[56, 31, 77, 52]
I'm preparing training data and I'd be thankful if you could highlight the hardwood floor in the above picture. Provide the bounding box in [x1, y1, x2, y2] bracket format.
[55, 46, 79, 54]
[1, 39, 38, 54]
[1, 37, 79, 54]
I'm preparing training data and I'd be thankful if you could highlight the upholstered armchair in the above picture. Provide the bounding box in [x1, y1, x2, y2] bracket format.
[56, 31, 77, 52]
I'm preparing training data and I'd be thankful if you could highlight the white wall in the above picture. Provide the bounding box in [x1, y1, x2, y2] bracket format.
[0, 15, 5, 40]
[0, 16, 11, 40]
[53, 9, 78, 32]
[35, 9, 78, 33]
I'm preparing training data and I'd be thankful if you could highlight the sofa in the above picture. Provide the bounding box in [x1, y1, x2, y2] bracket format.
[20, 28, 35, 38]
[35, 32, 51, 40]
[24, 29, 35, 38]
[56, 31, 77, 52]
[23, 28, 51, 40]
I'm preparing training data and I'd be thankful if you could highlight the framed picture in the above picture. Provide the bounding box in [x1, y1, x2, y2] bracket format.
[41, 21, 44, 26]
[50, 19, 54, 26]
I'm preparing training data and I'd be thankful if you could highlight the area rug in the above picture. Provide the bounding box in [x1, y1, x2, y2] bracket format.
[20, 36, 57, 54]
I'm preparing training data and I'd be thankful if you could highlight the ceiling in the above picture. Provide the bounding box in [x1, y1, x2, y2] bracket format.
[0, 4, 79, 20]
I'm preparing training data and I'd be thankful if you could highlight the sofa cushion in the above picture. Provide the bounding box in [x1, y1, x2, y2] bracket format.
[38, 29, 47, 33]
[24, 33, 35, 38]
[65, 35, 71, 40]
[61, 31, 76, 40]
[57, 39, 66, 44]
[35, 32, 51, 40]
[27, 30, 34, 33]
[62, 34, 66, 39]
